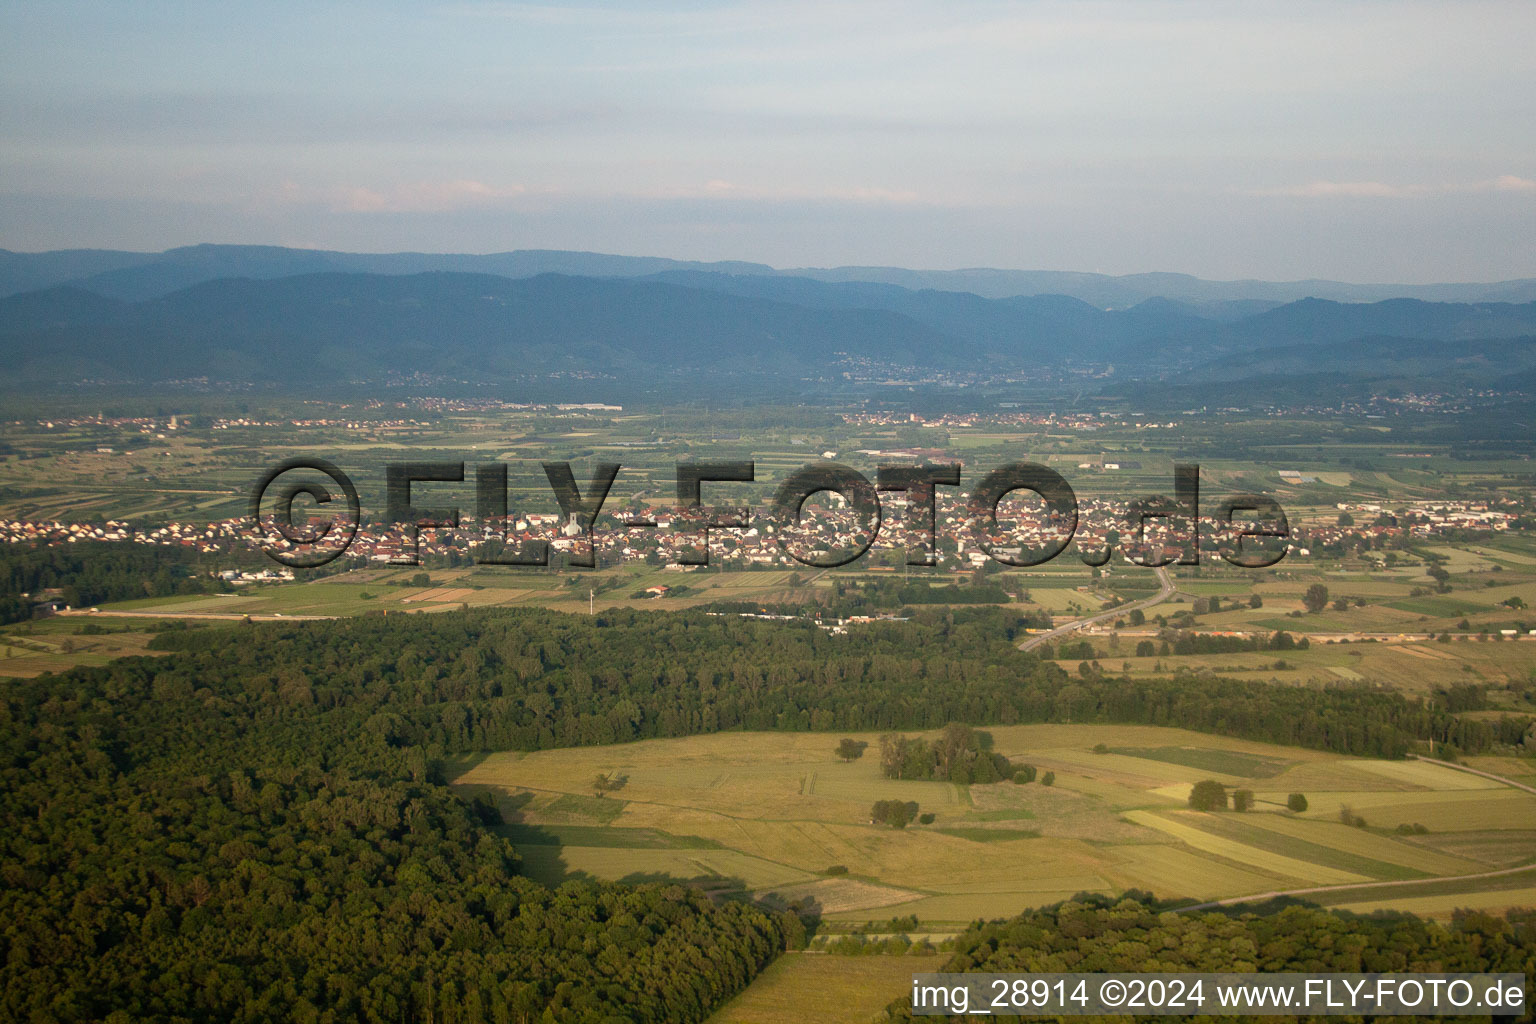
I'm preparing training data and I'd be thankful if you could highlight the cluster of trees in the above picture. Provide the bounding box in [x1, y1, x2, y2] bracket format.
[0, 540, 237, 623]
[1190, 594, 1261, 614]
[1064, 630, 1307, 661]
[870, 800, 921, 828]
[817, 932, 937, 956]
[1438, 682, 1489, 713]
[1170, 630, 1308, 656]
[878, 724, 1016, 784]
[1189, 780, 1226, 811]
[879, 895, 1536, 1020]
[1189, 781, 1289, 811]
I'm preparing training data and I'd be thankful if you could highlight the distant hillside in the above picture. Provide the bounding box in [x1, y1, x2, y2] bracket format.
[4, 243, 1535, 306]
[0, 272, 959, 386]
[3, 269, 1536, 393]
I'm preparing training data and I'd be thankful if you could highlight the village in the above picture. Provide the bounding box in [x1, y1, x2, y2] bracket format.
[1, 491, 1521, 576]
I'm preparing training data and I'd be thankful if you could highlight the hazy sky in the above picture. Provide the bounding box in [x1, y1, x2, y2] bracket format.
[2, 1, 1533, 281]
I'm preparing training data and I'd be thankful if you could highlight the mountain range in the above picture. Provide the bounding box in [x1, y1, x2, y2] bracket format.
[5, 244, 1536, 307]
[2, 245, 1535, 397]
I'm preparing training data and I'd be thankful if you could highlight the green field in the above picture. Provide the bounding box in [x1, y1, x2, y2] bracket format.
[0, 616, 173, 676]
[450, 725, 1536, 925]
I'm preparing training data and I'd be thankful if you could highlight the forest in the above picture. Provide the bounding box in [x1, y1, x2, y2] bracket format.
[0, 541, 239, 624]
[878, 894, 1536, 1021]
[139, 606, 1529, 758]
[2, 605, 1532, 1021]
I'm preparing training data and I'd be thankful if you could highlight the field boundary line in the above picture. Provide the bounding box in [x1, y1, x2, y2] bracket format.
[1177, 863, 1536, 912]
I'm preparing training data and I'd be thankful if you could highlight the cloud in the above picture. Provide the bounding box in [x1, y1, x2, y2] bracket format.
[276, 180, 528, 213]
[1248, 176, 1536, 199]
[681, 181, 922, 204]
[271, 177, 927, 213]
[1249, 181, 1431, 199]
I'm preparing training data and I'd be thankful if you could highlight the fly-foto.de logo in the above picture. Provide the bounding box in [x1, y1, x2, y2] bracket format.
[250, 458, 1290, 570]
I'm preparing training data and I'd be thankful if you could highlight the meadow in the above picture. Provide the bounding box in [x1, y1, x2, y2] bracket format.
[450, 724, 1536, 928]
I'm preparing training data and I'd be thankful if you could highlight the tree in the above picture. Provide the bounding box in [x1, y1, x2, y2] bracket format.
[1188, 779, 1228, 811]
[1303, 583, 1330, 613]
[871, 799, 917, 828]
[1041, 771, 1055, 787]
[1337, 511, 1354, 526]
[836, 738, 867, 762]
[1135, 640, 1155, 657]
[1287, 792, 1308, 813]
[1231, 789, 1254, 812]
[1249, 594, 1263, 609]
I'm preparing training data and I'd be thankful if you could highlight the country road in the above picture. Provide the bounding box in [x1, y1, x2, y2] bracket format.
[1017, 565, 1175, 652]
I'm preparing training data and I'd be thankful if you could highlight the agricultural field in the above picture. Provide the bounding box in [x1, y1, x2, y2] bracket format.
[451, 724, 1536, 927]
[0, 616, 173, 676]
[704, 952, 948, 1024]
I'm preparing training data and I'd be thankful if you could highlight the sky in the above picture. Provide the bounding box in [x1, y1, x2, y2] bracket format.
[1, 0, 1533, 282]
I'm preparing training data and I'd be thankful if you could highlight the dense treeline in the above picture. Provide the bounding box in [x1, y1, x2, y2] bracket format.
[0, 540, 236, 624]
[142, 607, 1527, 760]
[1170, 630, 1308, 655]
[2, 605, 1532, 1020]
[879, 895, 1536, 1021]
[1046, 631, 1307, 662]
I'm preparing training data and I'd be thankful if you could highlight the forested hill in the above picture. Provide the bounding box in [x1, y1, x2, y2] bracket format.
[5, 244, 1535, 305]
[2, 606, 1530, 1021]
[5, 268, 1536, 389]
